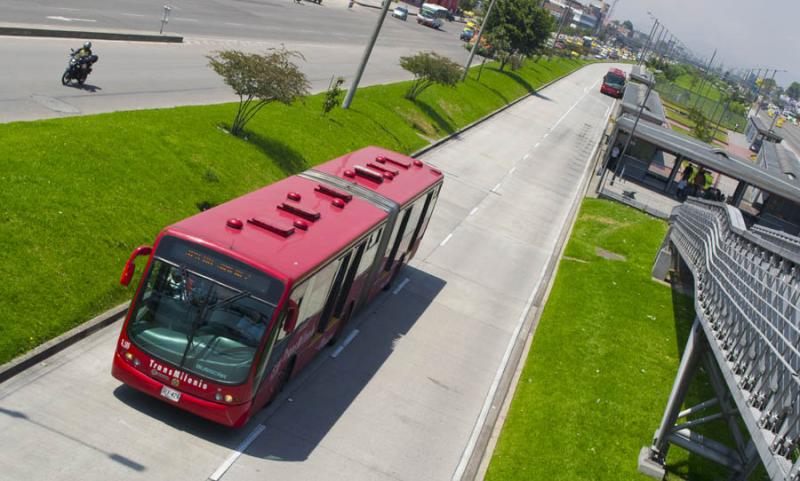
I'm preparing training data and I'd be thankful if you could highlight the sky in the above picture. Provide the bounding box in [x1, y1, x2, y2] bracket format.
[611, 0, 798, 88]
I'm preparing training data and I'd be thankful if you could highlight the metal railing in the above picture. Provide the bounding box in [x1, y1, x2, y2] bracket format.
[641, 198, 800, 481]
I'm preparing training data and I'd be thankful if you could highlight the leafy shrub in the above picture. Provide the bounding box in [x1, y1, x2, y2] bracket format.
[399, 52, 462, 101]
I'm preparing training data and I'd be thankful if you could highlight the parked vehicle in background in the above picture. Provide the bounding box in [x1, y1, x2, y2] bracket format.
[112, 146, 444, 427]
[392, 5, 408, 20]
[460, 28, 474, 41]
[600, 67, 626, 98]
[417, 3, 448, 29]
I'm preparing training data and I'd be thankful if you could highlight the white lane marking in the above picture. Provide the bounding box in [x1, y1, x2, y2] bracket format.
[440, 233, 453, 246]
[331, 329, 361, 358]
[451, 77, 614, 481]
[491, 183, 501, 192]
[534, 142, 541, 148]
[225, 22, 247, 26]
[522, 154, 529, 160]
[469, 206, 479, 216]
[121, 13, 146, 17]
[543, 133, 549, 139]
[392, 277, 411, 295]
[174, 17, 199, 22]
[46, 15, 96, 22]
[209, 424, 266, 481]
[508, 166, 517, 174]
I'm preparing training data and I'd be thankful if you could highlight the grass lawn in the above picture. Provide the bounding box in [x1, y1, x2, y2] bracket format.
[0, 57, 592, 365]
[485, 198, 739, 481]
[663, 103, 728, 144]
[674, 74, 724, 103]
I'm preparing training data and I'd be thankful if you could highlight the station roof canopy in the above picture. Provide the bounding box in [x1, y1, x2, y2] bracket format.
[629, 65, 654, 86]
[620, 82, 666, 125]
[760, 141, 800, 183]
[750, 115, 784, 142]
[617, 114, 800, 203]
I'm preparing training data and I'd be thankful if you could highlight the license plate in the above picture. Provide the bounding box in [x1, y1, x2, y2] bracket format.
[160, 385, 181, 403]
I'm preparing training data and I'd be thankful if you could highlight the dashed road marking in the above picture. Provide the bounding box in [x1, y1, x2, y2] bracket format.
[331, 329, 361, 358]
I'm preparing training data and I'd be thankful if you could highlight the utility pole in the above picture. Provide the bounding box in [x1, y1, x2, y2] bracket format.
[461, 0, 498, 81]
[692, 48, 716, 110]
[549, 4, 571, 60]
[342, 0, 394, 109]
[637, 18, 658, 66]
[611, 78, 654, 184]
[653, 25, 667, 62]
[752, 69, 779, 119]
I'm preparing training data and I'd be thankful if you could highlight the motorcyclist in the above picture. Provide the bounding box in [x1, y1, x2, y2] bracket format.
[72, 41, 93, 60]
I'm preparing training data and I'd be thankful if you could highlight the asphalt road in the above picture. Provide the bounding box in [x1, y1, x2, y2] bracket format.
[756, 111, 800, 157]
[0, 1, 470, 123]
[0, 63, 620, 481]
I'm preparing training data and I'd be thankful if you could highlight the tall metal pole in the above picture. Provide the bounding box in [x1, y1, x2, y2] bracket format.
[653, 25, 667, 62]
[637, 18, 658, 66]
[752, 69, 777, 120]
[342, 0, 394, 109]
[611, 77, 654, 184]
[692, 48, 716, 110]
[712, 98, 731, 140]
[548, 4, 570, 60]
[461, 0, 498, 81]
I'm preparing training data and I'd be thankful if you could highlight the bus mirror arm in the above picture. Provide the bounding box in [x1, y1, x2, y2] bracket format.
[283, 303, 299, 333]
[120, 245, 153, 287]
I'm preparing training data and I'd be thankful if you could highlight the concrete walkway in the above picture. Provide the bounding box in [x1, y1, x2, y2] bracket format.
[0, 63, 619, 481]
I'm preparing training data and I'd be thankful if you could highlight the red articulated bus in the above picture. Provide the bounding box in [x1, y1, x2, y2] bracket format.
[112, 146, 443, 427]
[600, 67, 626, 98]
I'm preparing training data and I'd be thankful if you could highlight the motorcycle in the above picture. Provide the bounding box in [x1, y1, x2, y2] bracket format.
[61, 49, 98, 86]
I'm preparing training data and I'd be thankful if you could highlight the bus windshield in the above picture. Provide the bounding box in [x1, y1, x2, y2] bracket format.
[604, 72, 625, 89]
[127, 237, 284, 385]
[421, 3, 448, 18]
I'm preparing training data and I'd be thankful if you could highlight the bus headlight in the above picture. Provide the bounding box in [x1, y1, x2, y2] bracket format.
[224, 394, 234, 403]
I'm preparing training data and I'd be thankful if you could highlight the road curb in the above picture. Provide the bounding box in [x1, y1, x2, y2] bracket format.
[0, 302, 129, 384]
[0, 25, 183, 43]
[0, 61, 600, 385]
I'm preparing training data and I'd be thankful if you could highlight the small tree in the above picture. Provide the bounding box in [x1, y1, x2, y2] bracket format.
[689, 108, 714, 143]
[399, 52, 462, 101]
[322, 76, 345, 116]
[208, 48, 310, 136]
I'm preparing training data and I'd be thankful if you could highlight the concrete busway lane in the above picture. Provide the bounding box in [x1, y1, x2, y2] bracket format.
[0, 63, 621, 481]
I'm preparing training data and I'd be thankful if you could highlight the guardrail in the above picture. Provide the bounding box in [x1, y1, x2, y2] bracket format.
[640, 198, 800, 481]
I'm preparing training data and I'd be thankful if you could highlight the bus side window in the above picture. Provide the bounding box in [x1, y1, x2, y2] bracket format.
[298, 260, 340, 328]
[257, 281, 308, 385]
[384, 207, 412, 271]
[410, 187, 440, 249]
[358, 227, 383, 277]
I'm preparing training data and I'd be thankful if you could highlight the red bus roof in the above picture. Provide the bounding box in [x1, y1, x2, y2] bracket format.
[164, 175, 387, 283]
[608, 68, 626, 78]
[312, 146, 443, 206]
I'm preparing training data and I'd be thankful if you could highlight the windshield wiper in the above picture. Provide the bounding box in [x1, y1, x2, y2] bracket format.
[209, 290, 251, 312]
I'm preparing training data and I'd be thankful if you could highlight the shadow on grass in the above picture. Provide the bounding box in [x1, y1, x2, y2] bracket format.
[501, 69, 536, 94]
[246, 132, 308, 175]
[414, 99, 455, 135]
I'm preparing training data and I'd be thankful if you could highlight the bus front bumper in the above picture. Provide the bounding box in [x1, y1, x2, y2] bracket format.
[112, 354, 251, 428]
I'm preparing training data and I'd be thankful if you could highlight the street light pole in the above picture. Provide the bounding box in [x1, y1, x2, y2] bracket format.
[548, 4, 571, 60]
[611, 78, 654, 184]
[461, 0, 498, 81]
[752, 69, 779, 119]
[692, 48, 716, 110]
[342, 0, 394, 109]
[637, 18, 658, 66]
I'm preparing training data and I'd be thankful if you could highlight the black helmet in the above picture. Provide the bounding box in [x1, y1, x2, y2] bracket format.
[84, 41, 92, 49]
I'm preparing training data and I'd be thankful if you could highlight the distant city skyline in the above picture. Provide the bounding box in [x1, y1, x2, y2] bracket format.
[611, 0, 797, 88]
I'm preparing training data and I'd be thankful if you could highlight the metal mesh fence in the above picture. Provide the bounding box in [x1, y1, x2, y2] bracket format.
[655, 81, 747, 133]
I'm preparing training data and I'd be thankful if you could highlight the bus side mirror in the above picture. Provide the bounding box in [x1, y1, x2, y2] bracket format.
[283, 303, 299, 334]
[120, 245, 153, 287]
